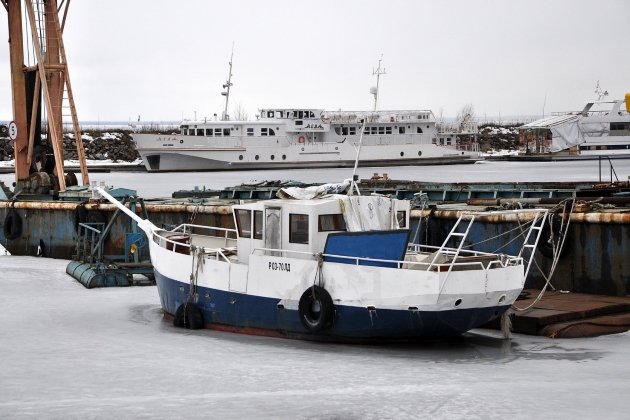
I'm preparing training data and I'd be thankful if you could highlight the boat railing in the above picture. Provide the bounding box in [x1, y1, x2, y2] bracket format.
[153, 232, 234, 263]
[250, 247, 521, 272]
[436, 121, 479, 134]
[172, 223, 237, 242]
[323, 110, 434, 124]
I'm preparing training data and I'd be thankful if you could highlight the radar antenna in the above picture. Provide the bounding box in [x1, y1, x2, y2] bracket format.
[595, 80, 608, 101]
[371, 56, 385, 111]
[221, 43, 234, 121]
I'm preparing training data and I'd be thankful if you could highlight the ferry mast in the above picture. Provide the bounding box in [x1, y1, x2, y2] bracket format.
[221, 45, 234, 121]
[371, 57, 385, 111]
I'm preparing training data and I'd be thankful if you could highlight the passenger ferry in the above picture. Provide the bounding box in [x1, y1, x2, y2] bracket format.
[519, 85, 630, 156]
[134, 58, 478, 171]
[134, 109, 479, 172]
[95, 182, 546, 342]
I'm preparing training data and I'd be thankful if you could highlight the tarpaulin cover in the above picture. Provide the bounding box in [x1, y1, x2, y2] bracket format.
[339, 195, 399, 232]
[323, 229, 411, 268]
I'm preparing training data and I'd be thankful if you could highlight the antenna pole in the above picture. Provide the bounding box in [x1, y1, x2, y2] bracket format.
[372, 56, 385, 111]
[351, 119, 368, 187]
[222, 43, 234, 121]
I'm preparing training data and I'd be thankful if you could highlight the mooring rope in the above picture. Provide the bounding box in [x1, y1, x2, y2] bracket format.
[188, 245, 205, 304]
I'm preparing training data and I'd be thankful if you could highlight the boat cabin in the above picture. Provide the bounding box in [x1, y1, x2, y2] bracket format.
[232, 197, 410, 264]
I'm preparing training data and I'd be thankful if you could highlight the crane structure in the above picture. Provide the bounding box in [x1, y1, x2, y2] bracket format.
[2, 0, 89, 193]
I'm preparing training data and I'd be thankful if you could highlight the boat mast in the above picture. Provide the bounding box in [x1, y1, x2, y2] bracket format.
[371, 56, 385, 111]
[221, 44, 234, 121]
[594, 80, 608, 101]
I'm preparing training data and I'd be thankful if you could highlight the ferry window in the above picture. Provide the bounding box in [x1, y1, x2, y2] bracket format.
[309, 111, 315, 118]
[432, 137, 437, 144]
[417, 127, 423, 134]
[205, 129, 213, 136]
[223, 128, 231, 136]
[261, 128, 268, 136]
[269, 128, 276, 136]
[349, 127, 356, 135]
[318, 214, 346, 232]
[289, 214, 309, 244]
[342, 127, 349, 135]
[297, 111, 304, 119]
[447, 137, 452, 145]
[247, 128, 254, 136]
[275, 111, 283, 118]
[196, 129, 204, 136]
[440, 138, 444, 145]
[253, 211, 263, 239]
[214, 128, 222, 137]
[399, 127, 406, 134]
[295, 120, 303, 126]
[378, 127, 385, 135]
[334, 127, 342, 135]
[371, 127, 378, 135]
[386, 127, 392, 135]
[396, 211, 406, 228]
[235, 209, 252, 238]
[267, 111, 274, 118]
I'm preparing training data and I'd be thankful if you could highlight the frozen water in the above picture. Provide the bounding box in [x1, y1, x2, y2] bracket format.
[1, 256, 629, 419]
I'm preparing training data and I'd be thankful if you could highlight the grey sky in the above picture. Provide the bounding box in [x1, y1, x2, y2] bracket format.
[0, 0, 628, 122]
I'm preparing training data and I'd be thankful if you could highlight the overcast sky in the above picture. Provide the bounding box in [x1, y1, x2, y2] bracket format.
[0, 0, 628, 122]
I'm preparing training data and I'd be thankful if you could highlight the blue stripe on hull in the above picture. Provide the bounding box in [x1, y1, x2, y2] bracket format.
[155, 270, 508, 342]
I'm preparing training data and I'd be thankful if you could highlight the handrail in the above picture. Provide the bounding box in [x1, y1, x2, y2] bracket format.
[250, 247, 522, 272]
[153, 232, 233, 263]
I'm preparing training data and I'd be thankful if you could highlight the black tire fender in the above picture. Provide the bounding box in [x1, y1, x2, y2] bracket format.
[173, 302, 203, 330]
[86, 210, 106, 226]
[538, 214, 570, 259]
[298, 285, 335, 332]
[418, 218, 443, 251]
[73, 205, 87, 232]
[3, 208, 22, 241]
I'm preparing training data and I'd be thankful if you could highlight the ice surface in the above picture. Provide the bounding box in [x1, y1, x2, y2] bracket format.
[1, 256, 629, 419]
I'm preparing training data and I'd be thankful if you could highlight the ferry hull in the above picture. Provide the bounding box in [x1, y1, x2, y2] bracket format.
[154, 269, 510, 342]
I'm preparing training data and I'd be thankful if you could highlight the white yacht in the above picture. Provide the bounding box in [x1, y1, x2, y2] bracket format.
[519, 85, 630, 156]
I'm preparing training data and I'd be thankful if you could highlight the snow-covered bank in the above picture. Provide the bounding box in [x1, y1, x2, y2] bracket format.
[1, 256, 629, 419]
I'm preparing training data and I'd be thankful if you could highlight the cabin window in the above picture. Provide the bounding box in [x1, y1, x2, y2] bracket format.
[214, 128, 222, 137]
[196, 129, 204, 136]
[261, 128, 268, 136]
[275, 111, 283, 118]
[432, 137, 437, 144]
[334, 127, 342, 135]
[318, 214, 346, 232]
[399, 127, 406, 134]
[386, 127, 392, 135]
[378, 127, 385, 135]
[297, 111, 304, 119]
[396, 211, 406, 228]
[247, 128, 254, 136]
[289, 214, 309, 244]
[254, 211, 263, 239]
[235, 209, 252, 238]
[309, 111, 315, 118]
[446, 137, 452, 145]
[224, 128, 231, 136]
[342, 127, 349, 135]
[349, 127, 356, 135]
[269, 128, 276, 136]
[267, 111, 274, 118]
[205, 129, 213, 136]
[417, 127, 423, 134]
[295, 120, 303, 126]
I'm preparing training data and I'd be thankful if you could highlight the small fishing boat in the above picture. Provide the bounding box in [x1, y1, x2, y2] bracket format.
[95, 181, 547, 342]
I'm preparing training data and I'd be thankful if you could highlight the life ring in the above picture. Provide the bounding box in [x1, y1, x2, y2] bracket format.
[3, 207, 22, 241]
[417, 218, 443, 252]
[73, 205, 87, 232]
[173, 302, 203, 330]
[537, 214, 570, 259]
[298, 136, 306, 144]
[298, 285, 335, 332]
